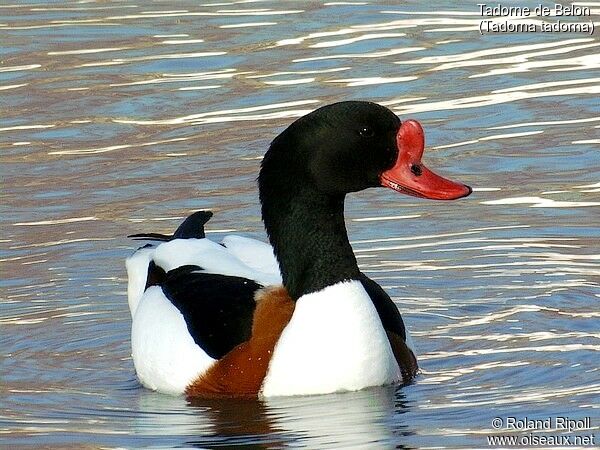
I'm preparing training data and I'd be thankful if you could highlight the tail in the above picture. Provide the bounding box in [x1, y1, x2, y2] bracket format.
[173, 210, 213, 239]
[128, 210, 213, 241]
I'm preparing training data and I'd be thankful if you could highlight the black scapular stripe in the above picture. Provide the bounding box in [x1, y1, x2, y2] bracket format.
[161, 265, 261, 360]
[145, 261, 167, 289]
[359, 273, 407, 341]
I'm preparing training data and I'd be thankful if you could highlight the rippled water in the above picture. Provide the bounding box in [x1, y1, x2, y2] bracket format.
[2, 1, 599, 448]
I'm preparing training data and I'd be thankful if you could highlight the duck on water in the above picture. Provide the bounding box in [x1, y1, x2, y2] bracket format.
[126, 101, 472, 399]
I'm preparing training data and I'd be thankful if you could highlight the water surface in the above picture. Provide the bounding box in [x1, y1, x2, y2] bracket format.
[2, 1, 599, 448]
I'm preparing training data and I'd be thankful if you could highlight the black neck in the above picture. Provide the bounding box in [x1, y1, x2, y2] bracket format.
[260, 178, 360, 301]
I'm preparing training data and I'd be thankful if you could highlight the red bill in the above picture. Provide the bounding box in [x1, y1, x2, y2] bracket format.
[380, 120, 472, 200]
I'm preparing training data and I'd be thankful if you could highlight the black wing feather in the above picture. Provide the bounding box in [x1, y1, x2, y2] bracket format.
[161, 266, 261, 359]
[359, 273, 407, 341]
[128, 232, 172, 241]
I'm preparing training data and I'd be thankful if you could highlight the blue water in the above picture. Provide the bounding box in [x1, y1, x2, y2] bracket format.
[2, 1, 599, 448]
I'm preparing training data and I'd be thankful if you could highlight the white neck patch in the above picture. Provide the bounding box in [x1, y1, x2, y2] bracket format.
[261, 280, 401, 397]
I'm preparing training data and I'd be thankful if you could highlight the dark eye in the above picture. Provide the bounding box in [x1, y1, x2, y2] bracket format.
[359, 126, 375, 138]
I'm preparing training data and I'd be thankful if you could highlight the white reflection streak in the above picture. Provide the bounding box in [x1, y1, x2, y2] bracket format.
[178, 85, 221, 90]
[423, 243, 582, 253]
[247, 67, 350, 78]
[488, 117, 600, 130]
[426, 303, 599, 336]
[79, 52, 227, 68]
[352, 214, 421, 222]
[9, 238, 112, 249]
[27, 5, 139, 11]
[573, 139, 600, 144]
[576, 182, 600, 189]
[364, 261, 595, 274]
[419, 385, 600, 408]
[469, 225, 530, 232]
[13, 217, 98, 226]
[482, 196, 600, 208]
[423, 361, 530, 382]
[393, 84, 600, 115]
[309, 32, 406, 48]
[293, 47, 424, 62]
[182, 110, 316, 124]
[354, 237, 486, 253]
[220, 22, 277, 28]
[492, 77, 600, 93]
[113, 100, 320, 126]
[263, 78, 315, 85]
[0, 64, 41, 72]
[162, 69, 237, 77]
[0, 84, 27, 90]
[433, 331, 600, 342]
[472, 51, 600, 78]
[276, 27, 370, 46]
[160, 39, 205, 45]
[47, 47, 130, 55]
[0, 252, 48, 263]
[140, 10, 189, 14]
[275, 17, 422, 47]
[47, 137, 190, 156]
[325, 1, 368, 5]
[431, 130, 543, 149]
[472, 391, 598, 409]
[326, 76, 418, 86]
[393, 38, 593, 66]
[46, 9, 304, 24]
[474, 266, 600, 277]
[352, 230, 481, 245]
[381, 96, 428, 106]
[481, 130, 545, 140]
[359, 235, 580, 255]
[422, 344, 600, 361]
[0, 124, 55, 132]
[109, 70, 246, 87]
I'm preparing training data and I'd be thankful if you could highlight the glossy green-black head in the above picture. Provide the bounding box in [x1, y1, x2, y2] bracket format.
[262, 101, 401, 196]
[260, 101, 471, 200]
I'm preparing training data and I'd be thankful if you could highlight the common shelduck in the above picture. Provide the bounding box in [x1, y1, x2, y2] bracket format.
[126, 101, 471, 399]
